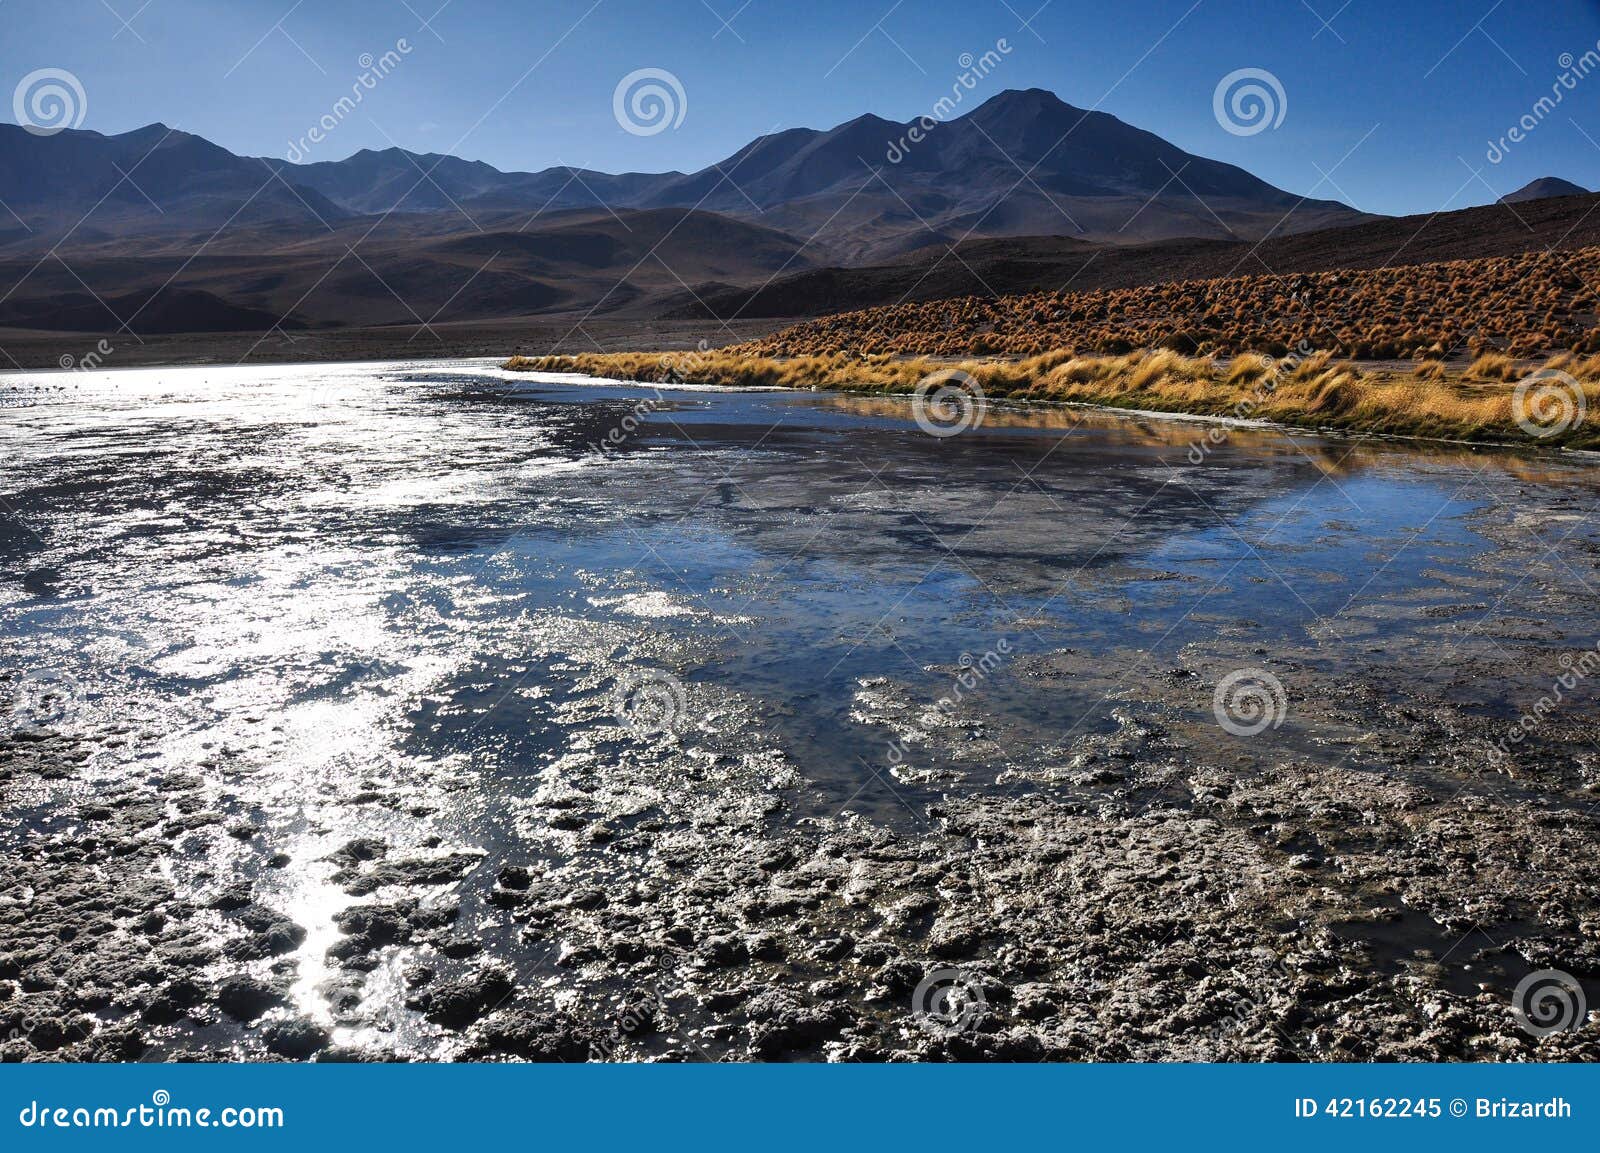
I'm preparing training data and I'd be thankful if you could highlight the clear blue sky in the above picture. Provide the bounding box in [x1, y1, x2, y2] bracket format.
[3, 0, 1599, 215]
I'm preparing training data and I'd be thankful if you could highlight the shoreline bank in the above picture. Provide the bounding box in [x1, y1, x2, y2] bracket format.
[505, 348, 1600, 452]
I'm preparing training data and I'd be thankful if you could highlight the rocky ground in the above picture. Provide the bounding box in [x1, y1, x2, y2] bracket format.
[5, 634, 1599, 1062]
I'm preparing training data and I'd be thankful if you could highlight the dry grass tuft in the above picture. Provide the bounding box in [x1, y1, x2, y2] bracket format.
[1467, 352, 1520, 382]
[1224, 353, 1277, 386]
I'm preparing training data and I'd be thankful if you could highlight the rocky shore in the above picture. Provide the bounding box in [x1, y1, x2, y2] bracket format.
[6, 634, 1599, 1061]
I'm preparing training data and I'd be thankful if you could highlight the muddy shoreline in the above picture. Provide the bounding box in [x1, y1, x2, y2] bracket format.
[6, 643, 1600, 1061]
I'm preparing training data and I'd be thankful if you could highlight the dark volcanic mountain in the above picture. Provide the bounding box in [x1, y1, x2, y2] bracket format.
[1500, 176, 1589, 204]
[646, 88, 1363, 259]
[0, 123, 350, 237]
[2, 89, 1361, 258]
[0, 88, 1435, 339]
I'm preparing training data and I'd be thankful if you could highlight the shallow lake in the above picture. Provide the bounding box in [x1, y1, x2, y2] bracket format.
[4, 358, 1599, 1058]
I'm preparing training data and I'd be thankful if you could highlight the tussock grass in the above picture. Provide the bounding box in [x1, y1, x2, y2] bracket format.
[504, 348, 1600, 450]
[1224, 353, 1278, 387]
[1467, 352, 1520, 382]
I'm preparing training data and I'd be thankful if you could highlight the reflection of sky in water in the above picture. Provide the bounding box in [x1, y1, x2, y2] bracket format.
[0, 361, 1578, 801]
[4, 359, 1598, 1053]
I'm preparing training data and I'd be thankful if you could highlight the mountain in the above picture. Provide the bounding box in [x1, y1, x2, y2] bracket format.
[0, 122, 349, 237]
[1500, 176, 1589, 204]
[640, 89, 1363, 259]
[2, 90, 1363, 255]
[0, 88, 1375, 336]
[265, 89, 1366, 254]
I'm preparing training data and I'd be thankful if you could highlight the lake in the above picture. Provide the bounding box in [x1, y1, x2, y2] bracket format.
[3, 359, 1597, 1061]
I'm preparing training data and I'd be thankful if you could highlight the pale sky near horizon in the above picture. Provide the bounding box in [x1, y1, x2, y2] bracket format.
[3, 0, 1599, 216]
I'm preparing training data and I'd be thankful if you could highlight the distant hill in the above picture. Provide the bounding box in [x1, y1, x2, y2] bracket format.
[656, 189, 1600, 320]
[0, 205, 816, 332]
[1500, 176, 1589, 204]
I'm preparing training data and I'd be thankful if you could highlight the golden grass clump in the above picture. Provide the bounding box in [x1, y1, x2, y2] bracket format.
[1467, 352, 1519, 382]
[1566, 354, 1600, 383]
[1127, 349, 1199, 390]
[1224, 353, 1277, 386]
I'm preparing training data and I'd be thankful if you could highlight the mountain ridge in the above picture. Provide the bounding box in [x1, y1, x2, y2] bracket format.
[1, 87, 1367, 260]
[22, 87, 1566, 342]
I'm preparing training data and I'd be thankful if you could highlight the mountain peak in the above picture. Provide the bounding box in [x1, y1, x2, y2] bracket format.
[123, 122, 190, 142]
[840, 112, 898, 129]
[1501, 176, 1589, 204]
[974, 87, 1079, 116]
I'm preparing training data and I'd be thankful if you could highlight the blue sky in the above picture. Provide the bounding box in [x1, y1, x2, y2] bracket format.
[3, 0, 1599, 215]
